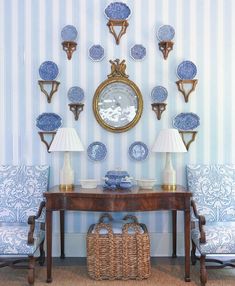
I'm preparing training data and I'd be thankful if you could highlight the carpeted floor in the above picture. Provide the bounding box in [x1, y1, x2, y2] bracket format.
[0, 258, 235, 286]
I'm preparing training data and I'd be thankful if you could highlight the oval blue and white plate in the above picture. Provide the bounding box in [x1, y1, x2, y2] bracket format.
[128, 141, 149, 161]
[88, 45, 105, 61]
[130, 44, 146, 60]
[157, 25, 175, 41]
[151, 86, 168, 102]
[87, 142, 107, 161]
[39, 61, 59, 81]
[67, 86, 84, 103]
[176, 60, 197, 80]
[36, 112, 62, 131]
[104, 2, 131, 20]
[61, 25, 78, 41]
[172, 112, 200, 130]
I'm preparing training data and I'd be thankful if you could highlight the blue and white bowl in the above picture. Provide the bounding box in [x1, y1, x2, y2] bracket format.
[172, 112, 200, 130]
[157, 25, 175, 42]
[67, 86, 84, 103]
[104, 2, 131, 20]
[39, 61, 59, 81]
[61, 25, 78, 41]
[36, 112, 62, 131]
[151, 86, 168, 103]
[176, 60, 197, 80]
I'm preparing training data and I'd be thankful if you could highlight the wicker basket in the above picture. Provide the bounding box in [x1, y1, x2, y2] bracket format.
[86, 213, 151, 280]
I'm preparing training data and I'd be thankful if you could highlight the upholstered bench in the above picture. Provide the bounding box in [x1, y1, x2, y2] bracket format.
[0, 165, 49, 285]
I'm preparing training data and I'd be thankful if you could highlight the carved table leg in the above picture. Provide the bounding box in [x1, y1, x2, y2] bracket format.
[184, 209, 191, 282]
[60, 210, 65, 259]
[46, 210, 52, 283]
[172, 210, 177, 258]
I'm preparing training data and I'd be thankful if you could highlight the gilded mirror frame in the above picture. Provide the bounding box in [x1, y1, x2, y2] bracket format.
[93, 59, 143, 133]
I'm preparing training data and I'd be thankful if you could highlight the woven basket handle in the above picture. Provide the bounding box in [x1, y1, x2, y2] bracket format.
[98, 213, 113, 223]
[123, 214, 138, 223]
[122, 222, 142, 234]
[94, 222, 113, 235]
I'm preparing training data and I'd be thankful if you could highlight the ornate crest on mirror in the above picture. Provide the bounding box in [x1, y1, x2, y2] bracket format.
[93, 59, 143, 133]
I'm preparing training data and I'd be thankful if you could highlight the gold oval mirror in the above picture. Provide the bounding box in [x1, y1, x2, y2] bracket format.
[93, 59, 143, 133]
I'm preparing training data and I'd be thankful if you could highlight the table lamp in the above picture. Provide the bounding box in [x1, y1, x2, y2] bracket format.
[152, 128, 187, 191]
[49, 127, 84, 190]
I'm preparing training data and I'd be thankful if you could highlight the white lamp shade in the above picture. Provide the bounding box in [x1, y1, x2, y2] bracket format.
[49, 127, 84, 152]
[152, 128, 187, 153]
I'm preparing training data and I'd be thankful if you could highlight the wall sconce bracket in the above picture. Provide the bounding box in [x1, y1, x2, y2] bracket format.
[176, 79, 198, 103]
[62, 41, 77, 60]
[38, 80, 60, 103]
[151, 103, 167, 120]
[158, 41, 174, 60]
[179, 131, 197, 150]
[38, 131, 56, 153]
[107, 19, 129, 45]
[68, 103, 84, 120]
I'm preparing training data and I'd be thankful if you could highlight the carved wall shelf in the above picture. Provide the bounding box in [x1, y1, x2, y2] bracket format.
[107, 19, 129, 45]
[38, 80, 60, 103]
[38, 131, 56, 153]
[179, 131, 197, 150]
[158, 41, 174, 60]
[62, 41, 77, 60]
[151, 103, 167, 120]
[176, 79, 198, 103]
[68, 103, 84, 120]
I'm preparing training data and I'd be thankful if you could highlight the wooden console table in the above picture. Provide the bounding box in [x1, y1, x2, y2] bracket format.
[44, 185, 191, 283]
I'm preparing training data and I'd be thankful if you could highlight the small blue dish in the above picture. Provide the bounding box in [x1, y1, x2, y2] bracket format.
[157, 25, 175, 41]
[104, 2, 131, 20]
[130, 44, 146, 60]
[129, 141, 149, 161]
[36, 112, 62, 131]
[39, 61, 59, 81]
[172, 112, 200, 130]
[177, 60, 197, 80]
[87, 142, 107, 161]
[89, 45, 105, 61]
[151, 86, 168, 103]
[67, 86, 84, 103]
[61, 25, 78, 41]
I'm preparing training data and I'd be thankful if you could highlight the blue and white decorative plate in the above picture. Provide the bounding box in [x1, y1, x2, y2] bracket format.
[151, 86, 168, 102]
[128, 141, 149, 161]
[172, 112, 200, 130]
[39, 61, 59, 81]
[87, 142, 107, 161]
[67, 86, 84, 103]
[61, 25, 78, 41]
[130, 44, 146, 60]
[88, 45, 105, 61]
[176, 60, 197, 80]
[157, 25, 175, 41]
[36, 112, 62, 131]
[104, 2, 131, 20]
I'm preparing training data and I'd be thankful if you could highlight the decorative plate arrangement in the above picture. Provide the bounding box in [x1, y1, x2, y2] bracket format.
[36, 112, 62, 131]
[87, 141, 107, 161]
[104, 2, 131, 20]
[88, 45, 105, 61]
[130, 44, 146, 60]
[157, 25, 175, 41]
[39, 61, 59, 81]
[61, 25, 78, 41]
[176, 60, 197, 80]
[128, 141, 149, 161]
[67, 86, 84, 103]
[151, 86, 168, 102]
[172, 112, 200, 130]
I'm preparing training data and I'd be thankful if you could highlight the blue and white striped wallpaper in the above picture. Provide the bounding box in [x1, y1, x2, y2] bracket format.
[0, 0, 235, 256]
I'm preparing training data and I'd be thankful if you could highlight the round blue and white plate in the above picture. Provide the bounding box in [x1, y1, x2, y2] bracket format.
[36, 112, 62, 131]
[157, 25, 175, 41]
[130, 44, 146, 60]
[87, 142, 107, 161]
[67, 86, 84, 103]
[88, 45, 105, 61]
[128, 141, 149, 161]
[172, 112, 200, 130]
[151, 86, 168, 103]
[61, 25, 78, 41]
[104, 2, 131, 20]
[39, 61, 59, 81]
[176, 60, 197, 80]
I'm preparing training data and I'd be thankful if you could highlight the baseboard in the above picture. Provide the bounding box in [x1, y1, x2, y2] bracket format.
[51, 232, 185, 257]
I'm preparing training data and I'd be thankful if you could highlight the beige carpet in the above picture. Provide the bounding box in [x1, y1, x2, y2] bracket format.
[0, 258, 235, 286]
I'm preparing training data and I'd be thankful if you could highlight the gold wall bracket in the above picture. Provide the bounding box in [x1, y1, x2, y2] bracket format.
[107, 19, 129, 45]
[158, 41, 174, 60]
[68, 103, 84, 121]
[151, 103, 167, 120]
[38, 80, 60, 103]
[62, 41, 77, 60]
[176, 79, 198, 103]
[179, 131, 198, 150]
[38, 131, 56, 153]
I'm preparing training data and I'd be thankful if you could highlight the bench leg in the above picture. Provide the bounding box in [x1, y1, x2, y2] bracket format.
[191, 240, 197, 265]
[39, 240, 45, 266]
[200, 255, 207, 286]
[28, 256, 35, 286]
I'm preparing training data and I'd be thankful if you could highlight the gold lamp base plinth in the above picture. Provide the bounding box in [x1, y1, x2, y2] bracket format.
[59, 184, 74, 192]
[162, 184, 177, 191]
